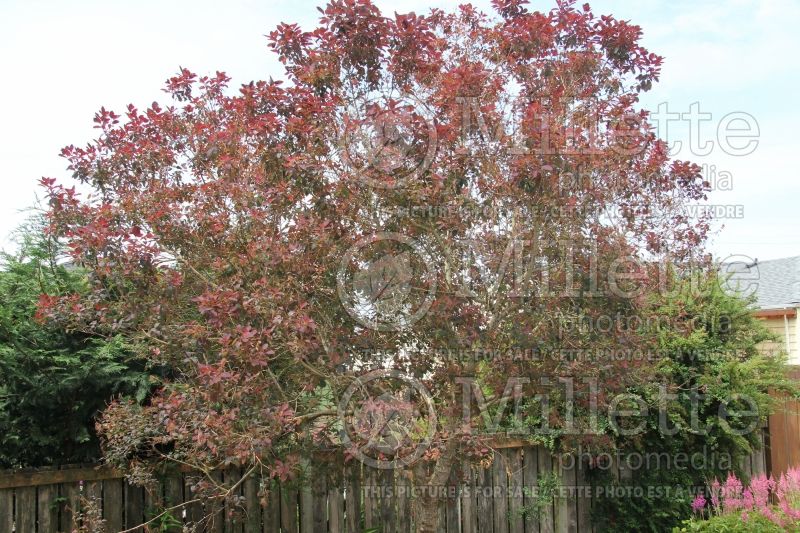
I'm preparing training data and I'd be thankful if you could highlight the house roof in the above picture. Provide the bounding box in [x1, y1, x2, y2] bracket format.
[722, 256, 800, 310]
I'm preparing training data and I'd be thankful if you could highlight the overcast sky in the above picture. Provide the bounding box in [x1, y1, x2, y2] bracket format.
[1, 0, 798, 261]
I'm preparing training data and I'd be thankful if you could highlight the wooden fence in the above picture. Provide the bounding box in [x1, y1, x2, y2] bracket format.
[767, 366, 800, 477]
[0, 441, 768, 533]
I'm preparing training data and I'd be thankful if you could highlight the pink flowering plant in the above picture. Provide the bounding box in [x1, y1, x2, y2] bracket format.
[679, 468, 800, 531]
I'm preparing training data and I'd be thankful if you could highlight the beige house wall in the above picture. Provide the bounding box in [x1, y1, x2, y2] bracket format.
[758, 313, 799, 364]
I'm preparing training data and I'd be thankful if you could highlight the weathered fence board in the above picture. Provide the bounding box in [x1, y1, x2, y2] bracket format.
[446, 468, 459, 533]
[144, 478, 161, 519]
[224, 467, 243, 533]
[537, 447, 555, 533]
[184, 475, 205, 530]
[124, 481, 145, 529]
[396, 469, 411, 533]
[575, 461, 592, 533]
[344, 465, 359, 533]
[243, 474, 261, 533]
[299, 484, 313, 533]
[461, 462, 476, 533]
[0, 488, 13, 533]
[328, 479, 344, 533]
[0, 441, 769, 533]
[0, 466, 120, 490]
[767, 366, 800, 477]
[280, 484, 298, 533]
[16, 485, 36, 533]
[312, 475, 327, 532]
[264, 480, 281, 532]
[476, 460, 493, 533]
[62, 481, 80, 532]
[507, 448, 524, 533]
[37, 484, 58, 533]
[104, 478, 124, 533]
[493, 453, 510, 533]
[522, 447, 539, 533]
[210, 470, 225, 533]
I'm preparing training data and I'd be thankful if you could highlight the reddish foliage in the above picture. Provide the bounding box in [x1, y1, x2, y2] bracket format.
[42, 0, 708, 509]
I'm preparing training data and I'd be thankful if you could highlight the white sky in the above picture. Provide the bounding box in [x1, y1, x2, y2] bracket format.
[1, 0, 798, 261]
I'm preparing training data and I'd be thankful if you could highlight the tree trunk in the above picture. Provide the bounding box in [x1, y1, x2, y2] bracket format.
[412, 497, 442, 533]
[411, 437, 458, 533]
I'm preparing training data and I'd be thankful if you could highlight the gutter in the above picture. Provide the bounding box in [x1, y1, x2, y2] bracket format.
[753, 308, 797, 319]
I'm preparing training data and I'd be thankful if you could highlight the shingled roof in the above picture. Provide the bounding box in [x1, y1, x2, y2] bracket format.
[722, 256, 800, 310]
